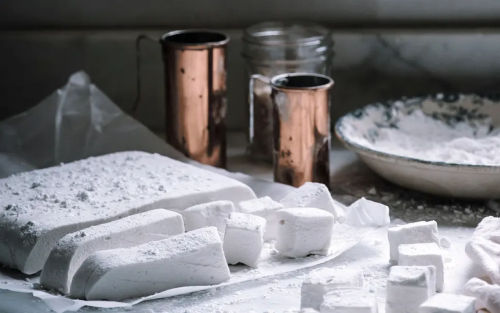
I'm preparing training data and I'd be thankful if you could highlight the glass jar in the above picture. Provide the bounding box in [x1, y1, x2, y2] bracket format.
[242, 22, 334, 162]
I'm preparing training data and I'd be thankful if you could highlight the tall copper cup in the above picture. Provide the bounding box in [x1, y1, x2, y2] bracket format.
[160, 30, 229, 168]
[270, 73, 333, 188]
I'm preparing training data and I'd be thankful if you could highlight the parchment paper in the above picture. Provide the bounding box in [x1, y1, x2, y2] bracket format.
[0, 71, 373, 313]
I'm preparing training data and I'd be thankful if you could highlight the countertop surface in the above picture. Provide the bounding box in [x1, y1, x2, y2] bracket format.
[0, 135, 495, 313]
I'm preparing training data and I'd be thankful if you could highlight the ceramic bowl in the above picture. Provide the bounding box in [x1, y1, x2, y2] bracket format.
[335, 94, 500, 199]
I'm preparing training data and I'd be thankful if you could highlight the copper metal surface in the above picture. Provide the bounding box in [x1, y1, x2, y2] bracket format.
[271, 73, 333, 188]
[161, 30, 229, 168]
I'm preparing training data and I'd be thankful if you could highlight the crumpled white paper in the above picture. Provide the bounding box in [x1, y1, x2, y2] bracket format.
[0, 71, 378, 313]
[465, 216, 500, 285]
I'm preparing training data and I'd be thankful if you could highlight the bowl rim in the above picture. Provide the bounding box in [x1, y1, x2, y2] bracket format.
[334, 98, 500, 173]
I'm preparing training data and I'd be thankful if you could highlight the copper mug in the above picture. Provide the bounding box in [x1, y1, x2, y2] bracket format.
[135, 30, 229, 168]
[270, 73, 333, 188]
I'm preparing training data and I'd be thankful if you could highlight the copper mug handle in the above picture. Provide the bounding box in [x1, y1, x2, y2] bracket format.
[248, 74, 270, 142]
[132, 34, 158, 114]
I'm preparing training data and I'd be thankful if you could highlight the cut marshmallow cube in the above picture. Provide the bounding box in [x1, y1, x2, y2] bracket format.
[223, 212, 266, 267]
[399, 243, 444, 292]
[320, 289, 377, 313]
[388, 221, 440, 262]
[346, 197, 390, 227]
[70, 227, 230, 300]
[301, 268, 364, 310]
[182, 200, 235, 238]
[419, 293, 476, 313]
[40, 209, 184, 295]
[275, 208, 334, 258]
[279, 182, 346, 223]
[386, 266, 436, 313]
[239, 196, 284, 240]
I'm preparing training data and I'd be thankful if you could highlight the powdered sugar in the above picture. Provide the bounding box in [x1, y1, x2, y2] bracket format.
[350, 109, 500, 165]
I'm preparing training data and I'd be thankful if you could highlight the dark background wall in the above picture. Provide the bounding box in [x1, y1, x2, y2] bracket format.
[1, 1, 500, 131]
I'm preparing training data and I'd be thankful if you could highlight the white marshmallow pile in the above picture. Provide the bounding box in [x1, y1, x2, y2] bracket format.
[301, 268, 364, 310]
[275, 208, 334, 258]
[182, 200, 235, 239]
[388, 221, 440, 262]
[386, 265, 436, 313]
[346, 197, 390, 227]
[398, 243, 444, 292]
[419, 293, 476, 313]
[223, 212, 266, 268]
[279, 182, 346, 223]
[239, 196, 284, 240]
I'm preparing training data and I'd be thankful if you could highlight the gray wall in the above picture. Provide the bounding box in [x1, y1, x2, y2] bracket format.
[1, 2, 500, 132]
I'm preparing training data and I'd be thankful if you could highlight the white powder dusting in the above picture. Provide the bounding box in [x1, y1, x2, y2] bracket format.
[351, 109, 500, 165]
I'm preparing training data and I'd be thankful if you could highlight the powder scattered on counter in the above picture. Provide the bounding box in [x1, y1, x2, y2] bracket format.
[353, 109, 500, 166]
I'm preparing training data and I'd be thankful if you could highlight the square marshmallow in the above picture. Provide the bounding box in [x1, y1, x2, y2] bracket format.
[301, 268, 364, 310]
[320, 289, 377, 313]
[182, 200, 235, 238]
[388, 221, 440, 262]
[239, 196, 284, 240]
[346, 197, 390, 227]
[279, 182, 346, 223]
[386, 266, 436, 313]
[275, 208, 334, 258]
[399, 243, 444, 292]
[419, 293, 476, 313]
[223, 212, 266, 267]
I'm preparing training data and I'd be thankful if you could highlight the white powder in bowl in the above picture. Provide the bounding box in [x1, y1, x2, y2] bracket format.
[349, 109, 500, 166]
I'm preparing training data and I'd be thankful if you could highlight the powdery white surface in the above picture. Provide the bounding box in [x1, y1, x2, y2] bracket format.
[239, 197, 284, 241]
[223, 213, 266, 268]
[40, 209, 184, 295]
[348, 109, 500, 166]
[279, 183, 346, 223]
[388, 221, 440, 262]
[0, 223, 376, 312]
[419, 293, 476, 313]
[386, 266, 436, 313]
[275, 208, 335, 258]
[320, 289, 377, 313]
[182, 200, 235, 238]
[0, 151, 256, 274]
[346, 197, 390, 227]
[301, 268, 364, 311]
[70, 227, 230, 301]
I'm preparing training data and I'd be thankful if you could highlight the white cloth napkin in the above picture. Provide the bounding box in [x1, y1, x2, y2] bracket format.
[465, 216, 500, 285]
[462, 277, 500, 312]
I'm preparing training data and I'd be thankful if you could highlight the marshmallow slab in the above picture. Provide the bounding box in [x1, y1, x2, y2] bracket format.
[320, 289, 377, 313]
[275, 208, 334, 258]
[223, 212, 266, 267]
[70, 227, 230, 300]
[239, 196, 284, 240]
[346, 197, 390, 227]
[279, 182, 346, 223]
[301, 268, 364, 310]
[0, 151, 255, 274]
[388, 221, 440, 262]
[399, 243, 444, 292]
[386, 266, 436, 313]
[40, 209, 184, 294]
[182, 200, 235, 238]
[419, 293, 475, 313]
